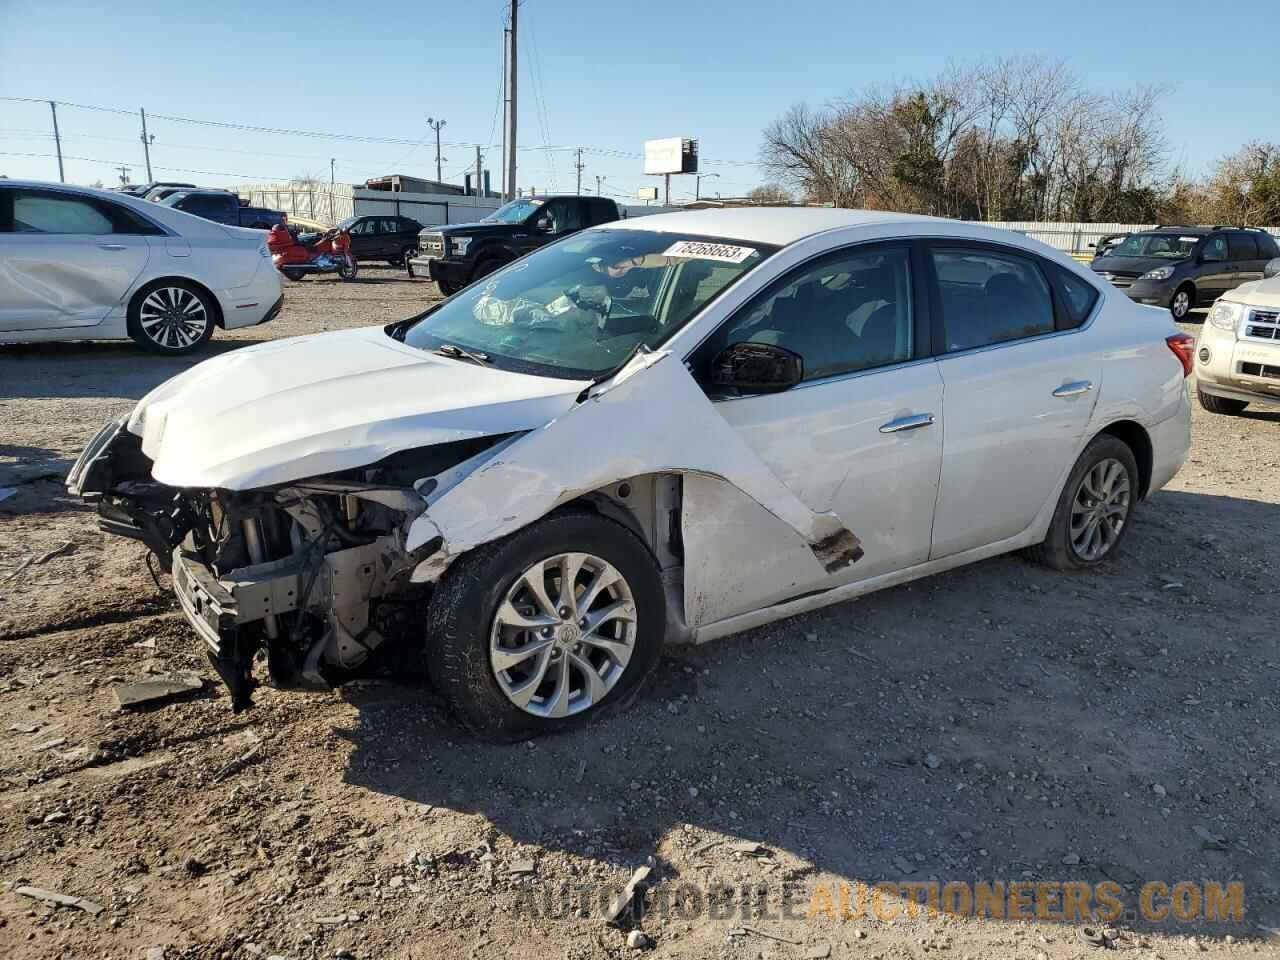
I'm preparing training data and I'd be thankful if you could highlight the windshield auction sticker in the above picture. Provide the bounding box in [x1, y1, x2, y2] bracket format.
[662, 240, 757, 263]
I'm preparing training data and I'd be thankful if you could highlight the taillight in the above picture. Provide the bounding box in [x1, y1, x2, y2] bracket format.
[1166, 333, 1195, 378]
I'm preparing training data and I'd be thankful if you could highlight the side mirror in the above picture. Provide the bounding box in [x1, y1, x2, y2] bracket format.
[535, 216, 554, 233]
[709, 341, 803, 394]
[1265, 258, 1280, 280]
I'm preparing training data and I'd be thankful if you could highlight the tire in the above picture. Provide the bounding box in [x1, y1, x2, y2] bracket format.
[425, 511, 665, 741]
[127, 280, 216, 355]
[1197, 387, 1248, 416]
[281, 268, 307, 282]
[1026, 434, 1140, 572]
[1170, 284, 1194, 320]
[405, 258, 416, 280]
[393, 246, 416, 268]
[338, 256, 358, 281]
[470, 256, 506, 284]
[437, 279, 459, 296]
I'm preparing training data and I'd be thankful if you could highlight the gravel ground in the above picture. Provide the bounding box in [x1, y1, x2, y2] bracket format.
[1, 269, 1278, 960]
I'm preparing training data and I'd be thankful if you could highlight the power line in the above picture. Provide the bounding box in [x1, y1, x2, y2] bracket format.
[0, 96, 766, 168]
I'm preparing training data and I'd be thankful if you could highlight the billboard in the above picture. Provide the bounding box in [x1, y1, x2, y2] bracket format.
[637, 186, 659, 200]
[644, 137, 699, 175]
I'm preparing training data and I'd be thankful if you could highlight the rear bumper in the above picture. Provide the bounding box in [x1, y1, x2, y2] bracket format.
[220, 262, 285, 330]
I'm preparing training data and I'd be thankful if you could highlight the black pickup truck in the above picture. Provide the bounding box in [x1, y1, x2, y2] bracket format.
[407, 195, 620, 294]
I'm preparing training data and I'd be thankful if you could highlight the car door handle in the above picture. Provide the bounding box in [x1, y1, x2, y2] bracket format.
[879, 413, 935, 434]
[1052, 380, 1094, 398]
[97, 243, 128, 251]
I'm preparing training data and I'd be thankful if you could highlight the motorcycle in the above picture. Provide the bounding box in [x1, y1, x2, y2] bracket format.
[267, 224, 358, 282]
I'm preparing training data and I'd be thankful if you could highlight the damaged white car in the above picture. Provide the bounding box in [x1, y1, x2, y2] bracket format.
[68, 209, 1193, 739]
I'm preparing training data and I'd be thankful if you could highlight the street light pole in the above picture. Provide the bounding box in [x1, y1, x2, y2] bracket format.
[695, 172, 720, 200]
[427, 117, 447, 184]
[596, 175, 605, 196]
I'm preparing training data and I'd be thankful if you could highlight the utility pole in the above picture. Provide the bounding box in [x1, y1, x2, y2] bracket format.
[48, 101, 64, 183]
[474, 145, 482, 205]
[596, 175, 605, 196]
[503, 0, 518, 200]
[115, 165, 131, 187]
[695, 172, 719, 200]
[575, 148, 584, 195]
[329, 158, 336, 224]
[664, 173, 670, 207]
[139, 108, 154, 182]
[426, 118, 446, 184]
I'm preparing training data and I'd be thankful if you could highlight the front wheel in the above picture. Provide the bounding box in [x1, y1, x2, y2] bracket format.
[338, 255, 358, 281]
[1197, 388, 1248, 416]
[425, 511, 665, 741]
[1026, 435, 1139, 571]
[1170, 284, 1194, 320]
[127, 280, 216, 355]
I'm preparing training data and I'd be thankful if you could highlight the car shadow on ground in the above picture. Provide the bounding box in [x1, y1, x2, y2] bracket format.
[338, 488, 1279, 941]
[0, 337, 274, 401]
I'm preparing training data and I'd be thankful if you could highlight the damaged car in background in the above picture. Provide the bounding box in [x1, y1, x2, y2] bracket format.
[68, 209, 1193, 740]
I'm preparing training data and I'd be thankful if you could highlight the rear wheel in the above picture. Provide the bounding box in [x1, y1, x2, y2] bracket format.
[1197, 387, 1248, 416]
[338, 256, 358, 281]
[127, 280, 216, 355]
[1027, 435, 1139, 571]
[425, 511, 665, 741]
[1170, 284, 1194, 320]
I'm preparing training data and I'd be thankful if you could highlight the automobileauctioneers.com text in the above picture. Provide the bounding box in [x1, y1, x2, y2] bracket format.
[515, 878, 1244, 924]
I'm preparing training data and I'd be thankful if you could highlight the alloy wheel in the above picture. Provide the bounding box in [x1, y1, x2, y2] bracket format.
[489, 552, 637, 718]
[139, 286, 209, 350]
[1070, 457, 1131, 561]
[1171, 289, 1190, 319]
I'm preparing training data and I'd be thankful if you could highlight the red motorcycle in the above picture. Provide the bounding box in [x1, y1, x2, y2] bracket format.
[267, 224, 358, 282]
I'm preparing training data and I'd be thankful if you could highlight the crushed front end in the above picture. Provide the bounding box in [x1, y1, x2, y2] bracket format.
[67, 416, 476, 710]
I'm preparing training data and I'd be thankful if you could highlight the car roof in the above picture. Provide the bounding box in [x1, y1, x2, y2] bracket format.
[607, 207, 945, 246]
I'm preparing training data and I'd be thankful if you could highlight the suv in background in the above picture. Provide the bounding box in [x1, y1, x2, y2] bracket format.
[1090, 225, 1280, 319]
[337, 214, 422, 265]
[408, 195, 621, 294]
[1194, 266, 1280, 416]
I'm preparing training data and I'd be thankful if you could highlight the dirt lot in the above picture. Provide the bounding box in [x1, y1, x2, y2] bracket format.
[1, 269, 1277, 960]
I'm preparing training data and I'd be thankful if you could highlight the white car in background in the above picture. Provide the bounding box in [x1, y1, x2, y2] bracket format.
[68, 209, 1192, 739]
[0, 180, 283, 354]
[1194, 260, 1280, 414]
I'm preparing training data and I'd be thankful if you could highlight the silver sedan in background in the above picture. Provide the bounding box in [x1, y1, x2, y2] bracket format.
[0, 180, 283, 354]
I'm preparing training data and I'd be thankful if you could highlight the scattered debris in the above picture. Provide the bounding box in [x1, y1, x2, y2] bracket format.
[1079, 927, 1109, 947]
[9, 722, 40, 733]
[729, 840, 770, 857]
[924, 752, 942, 769]
[3, 556, 34, 582]
[1062, 852, 1081, 865]
[34, 540, 75, 564]
[625, 930, 650, 950]
[1193, 825, 1228, 851]
[804, 942, 832, 959]
[603, 864, 652, 926]
[508, 859, 537, 876]
[730, 925, 803, 945]
[14, 884, 103, 916]
[1151, 783, 1167, 798]
[892, 855, 917, 875]
[212, 743, 264, 783]
[33, 737, 67, 753]
[112, 673, 204, 709]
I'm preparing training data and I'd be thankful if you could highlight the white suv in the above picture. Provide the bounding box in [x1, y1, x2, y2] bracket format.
[1194, 265, 1280, 415]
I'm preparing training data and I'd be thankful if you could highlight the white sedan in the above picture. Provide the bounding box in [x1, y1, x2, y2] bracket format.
[68, 208, 1192, 738]
[0, 179, 283, 354]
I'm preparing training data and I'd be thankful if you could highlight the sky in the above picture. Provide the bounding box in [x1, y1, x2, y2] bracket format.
[1, 0, 1275, 202]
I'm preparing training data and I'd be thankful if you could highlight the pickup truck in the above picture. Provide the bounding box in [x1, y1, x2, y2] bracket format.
[407, 195, 620, 294]
[160, 189, 286, 230]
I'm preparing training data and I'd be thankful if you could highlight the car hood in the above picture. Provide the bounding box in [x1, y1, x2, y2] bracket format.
[127, 325, 591, 490]
[1222, 275, 1280, 307]
[423, 221, 513, 238]
[1090, 255, 1187, 276]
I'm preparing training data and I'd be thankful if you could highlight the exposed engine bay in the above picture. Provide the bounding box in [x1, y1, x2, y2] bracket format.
[68, 419, 509, 710]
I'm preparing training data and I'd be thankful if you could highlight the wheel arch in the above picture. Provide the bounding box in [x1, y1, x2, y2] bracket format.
[129, 275, 226, 328]
[1095, 419, 1154, 499]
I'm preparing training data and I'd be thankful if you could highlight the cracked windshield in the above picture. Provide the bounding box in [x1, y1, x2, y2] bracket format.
[400, 230, 772, 378]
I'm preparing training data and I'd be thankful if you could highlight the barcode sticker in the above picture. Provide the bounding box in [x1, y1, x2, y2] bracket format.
[661, 240, 757, 263]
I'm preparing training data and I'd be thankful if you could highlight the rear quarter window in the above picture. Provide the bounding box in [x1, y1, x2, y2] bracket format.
[1052, 265, 1101, 330]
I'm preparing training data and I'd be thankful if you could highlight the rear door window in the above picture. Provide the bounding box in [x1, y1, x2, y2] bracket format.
[1228, 232, 1259, 261]
[1051, 265, 1101, 330]
[929, 246, 1056, 352]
